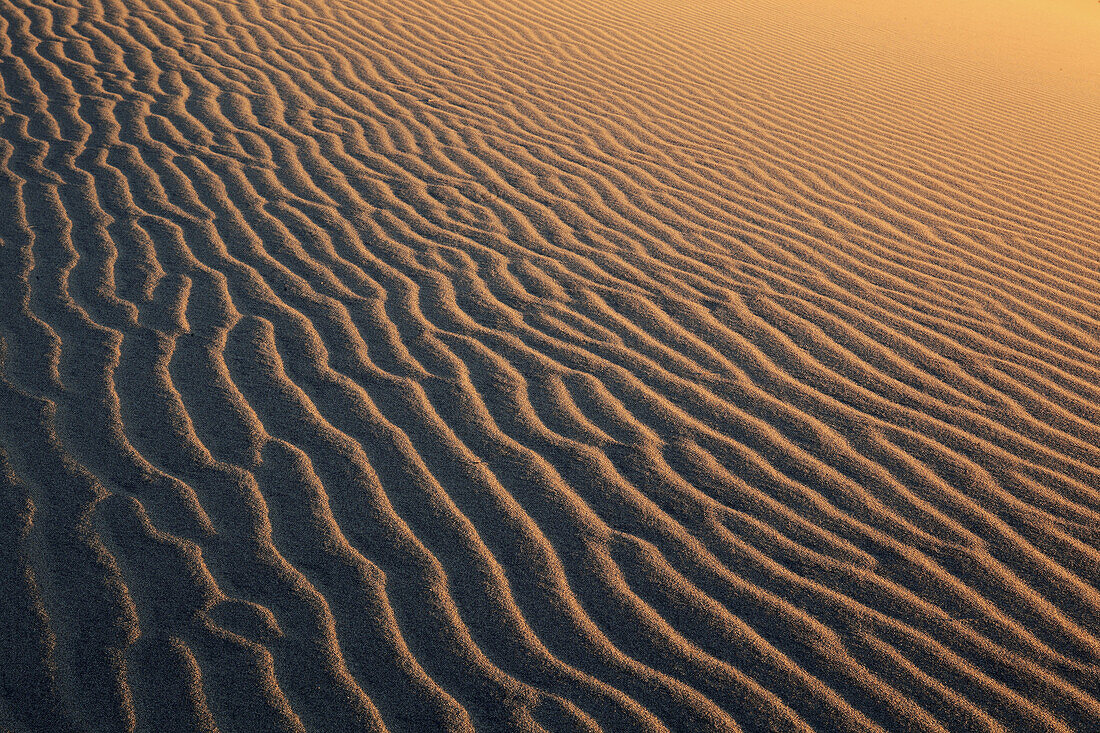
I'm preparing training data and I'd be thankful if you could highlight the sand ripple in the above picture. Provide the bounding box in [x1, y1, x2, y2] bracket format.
[1, 0, 1098, 730]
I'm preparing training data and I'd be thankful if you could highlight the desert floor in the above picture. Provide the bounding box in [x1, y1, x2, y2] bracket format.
[1, 0, 1099, 730]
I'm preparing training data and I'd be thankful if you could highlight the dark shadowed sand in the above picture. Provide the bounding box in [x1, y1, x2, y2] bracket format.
[1, 0, 1099, 730]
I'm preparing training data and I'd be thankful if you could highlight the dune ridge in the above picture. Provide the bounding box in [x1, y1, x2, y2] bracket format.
[0, 0, 1098, 730]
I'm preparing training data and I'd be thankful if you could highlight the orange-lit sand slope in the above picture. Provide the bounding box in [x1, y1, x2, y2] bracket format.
[1, 0, 1098, 730]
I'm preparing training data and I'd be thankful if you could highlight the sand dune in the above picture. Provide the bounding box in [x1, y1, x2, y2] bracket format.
[0, 0, 1098, 730]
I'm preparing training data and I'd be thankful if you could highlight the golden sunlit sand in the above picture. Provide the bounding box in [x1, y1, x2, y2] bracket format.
[0, 0, 1098, 730]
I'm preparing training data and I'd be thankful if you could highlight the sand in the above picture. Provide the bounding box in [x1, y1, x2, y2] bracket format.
[0, 0, 1098, 730]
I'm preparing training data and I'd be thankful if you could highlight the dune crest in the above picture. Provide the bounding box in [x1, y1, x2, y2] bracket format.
[1, 0, 1098, 730]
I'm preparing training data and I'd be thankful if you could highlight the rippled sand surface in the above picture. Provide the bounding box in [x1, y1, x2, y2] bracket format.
[1, 0, 1098, 730]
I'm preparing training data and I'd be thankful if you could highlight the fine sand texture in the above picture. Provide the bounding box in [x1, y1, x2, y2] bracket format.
[1, 0, 1099, 730]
